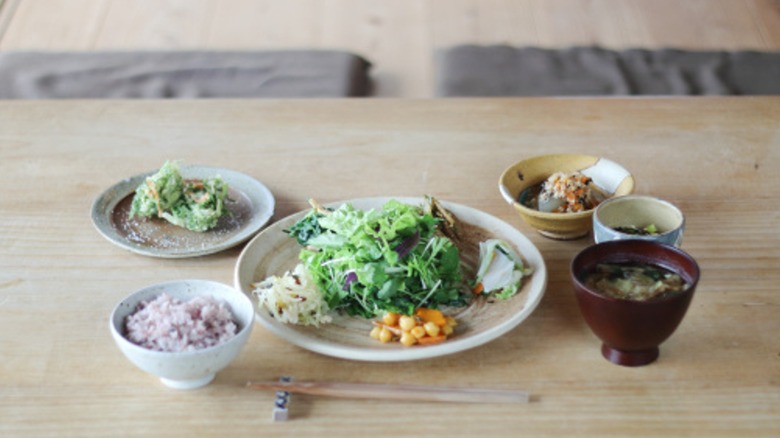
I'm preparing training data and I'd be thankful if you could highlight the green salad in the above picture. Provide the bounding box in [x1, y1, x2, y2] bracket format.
[284, 198, 533, 319]
[129, 161, 229, 232]
[286, 199, 465, 318]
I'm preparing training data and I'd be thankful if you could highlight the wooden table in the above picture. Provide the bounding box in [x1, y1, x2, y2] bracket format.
[1, 97, 778, 436]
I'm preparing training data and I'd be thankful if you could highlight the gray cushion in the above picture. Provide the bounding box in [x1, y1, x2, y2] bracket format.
[436, 45, 780, 96]
[0, 50, 372, 98]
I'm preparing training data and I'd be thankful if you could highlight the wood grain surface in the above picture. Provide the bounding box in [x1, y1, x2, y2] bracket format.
[0, 97, 779, 436]
[1, 0, 779, 96]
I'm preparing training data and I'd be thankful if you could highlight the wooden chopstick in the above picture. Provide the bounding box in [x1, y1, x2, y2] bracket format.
[247, 380, 530, 404]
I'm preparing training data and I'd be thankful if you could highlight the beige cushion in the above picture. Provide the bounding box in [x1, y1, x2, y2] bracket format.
[0, 50, 372, 98]
[437, 45, 780, 96]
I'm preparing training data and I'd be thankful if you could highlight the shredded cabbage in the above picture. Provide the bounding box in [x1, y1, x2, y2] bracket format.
[252, 263, 333, 326]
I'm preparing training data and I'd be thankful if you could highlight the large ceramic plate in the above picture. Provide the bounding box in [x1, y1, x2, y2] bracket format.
[92, 166, 275, 258]
[234, 197, 547, 362]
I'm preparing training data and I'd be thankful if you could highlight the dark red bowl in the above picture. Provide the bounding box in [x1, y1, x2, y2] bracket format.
[571, 240, 700, 366]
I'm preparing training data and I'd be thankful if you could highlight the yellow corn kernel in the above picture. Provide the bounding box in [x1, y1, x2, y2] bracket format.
[410, 326, 427, 339]
[400, 332, 417, 346]
[398, 315, 416, 332]
[383, 312, 400, 326]
[379, 328, 393, 343]
[441, 324, 454, 336]
[423, 321, 441, 337]
[445, 316, 458, 327]
[369, 326, 381, 340]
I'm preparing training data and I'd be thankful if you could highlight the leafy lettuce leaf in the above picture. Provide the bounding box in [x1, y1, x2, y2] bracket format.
[288, 199, 467, 318]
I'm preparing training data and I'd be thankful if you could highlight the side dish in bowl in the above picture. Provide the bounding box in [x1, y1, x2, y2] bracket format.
[110, 279, 254, 389]
[571, 240, 700, 366]
[499, 154, 634, 240]
[593, 195, 685, 247]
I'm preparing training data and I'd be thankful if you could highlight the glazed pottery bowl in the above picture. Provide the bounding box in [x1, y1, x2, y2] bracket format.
[571, 240, 700, 366]
[593, 195, 685, 247]
[499, 154, 634, 240]
[110, 279, 254, 389]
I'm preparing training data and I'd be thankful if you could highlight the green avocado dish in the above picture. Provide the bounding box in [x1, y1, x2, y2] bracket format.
[128, 161, 229, 232]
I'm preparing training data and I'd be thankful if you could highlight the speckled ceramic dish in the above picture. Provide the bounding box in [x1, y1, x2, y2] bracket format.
[234, 197, 547, 362]
[499, 154, 634, 240]
[593, 195, 685, 247]
[92, 166, 275, 258]
[110, 279, 255, 389]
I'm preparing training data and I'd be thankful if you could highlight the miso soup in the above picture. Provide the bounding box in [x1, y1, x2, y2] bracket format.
[581, 262, 689, 301]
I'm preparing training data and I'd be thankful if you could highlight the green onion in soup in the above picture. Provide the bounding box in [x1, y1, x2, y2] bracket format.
[581, 262, 689, 301]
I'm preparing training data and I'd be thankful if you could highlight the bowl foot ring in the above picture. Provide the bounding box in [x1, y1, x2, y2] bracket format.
[160, 373, 215, 390]
[537, 229, 589, 240]
[601, 344, 659, 367]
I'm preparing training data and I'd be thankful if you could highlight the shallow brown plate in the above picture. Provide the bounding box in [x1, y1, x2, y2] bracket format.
[234, 197, 547, 362]
[91, 166, 275, 258]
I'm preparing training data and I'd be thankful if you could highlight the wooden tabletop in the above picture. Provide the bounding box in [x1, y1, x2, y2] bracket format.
[1, 97, 778, 436]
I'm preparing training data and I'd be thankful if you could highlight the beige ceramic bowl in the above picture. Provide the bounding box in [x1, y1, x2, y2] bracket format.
[593, 195, 685, 247]
[110, 280, 255, 389]
[499, 154, 635, 240]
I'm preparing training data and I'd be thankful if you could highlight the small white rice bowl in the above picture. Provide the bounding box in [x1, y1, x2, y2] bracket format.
[110, 279, 254, 389]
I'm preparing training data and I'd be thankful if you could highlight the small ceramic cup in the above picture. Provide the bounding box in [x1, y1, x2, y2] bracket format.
[593, 195, 684, 247]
